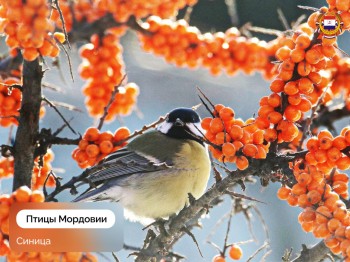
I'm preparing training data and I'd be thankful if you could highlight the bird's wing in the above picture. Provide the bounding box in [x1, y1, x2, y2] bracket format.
[85, 148, 172, 184]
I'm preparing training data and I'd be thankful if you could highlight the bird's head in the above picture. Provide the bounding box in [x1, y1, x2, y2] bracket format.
[157, 108, 205, 144]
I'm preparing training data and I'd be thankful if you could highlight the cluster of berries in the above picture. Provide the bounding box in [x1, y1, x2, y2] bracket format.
[139, 16, 281, 77]
[305, 129, 350, 174]
[201, 104, 269, 170]
[51, 0, 197, 32]
[0, 150, 55, 189]
[79, 33, 139, 120]
[277, 153, 350, 257]
[0, 0, 66, 61]
[72, 127, 130, 168]
[0, 77, 21, 127]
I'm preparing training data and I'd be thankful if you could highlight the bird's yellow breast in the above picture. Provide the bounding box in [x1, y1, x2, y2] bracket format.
[120, 140, 211, 220]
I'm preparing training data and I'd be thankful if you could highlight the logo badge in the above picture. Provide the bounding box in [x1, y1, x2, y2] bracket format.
[316, 11, 343, 39]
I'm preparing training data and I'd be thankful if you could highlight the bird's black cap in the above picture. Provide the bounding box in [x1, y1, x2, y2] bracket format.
[167, 108, 200, 124]
[162, 108, 204, 145]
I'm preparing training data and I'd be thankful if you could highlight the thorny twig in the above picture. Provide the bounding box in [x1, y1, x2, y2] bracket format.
[97, 75, 127, 130]
[247, 241, 270, 262]
[53, 0, 71, 49]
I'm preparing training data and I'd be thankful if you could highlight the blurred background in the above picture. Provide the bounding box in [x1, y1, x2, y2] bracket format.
[1, 0, 350, 261]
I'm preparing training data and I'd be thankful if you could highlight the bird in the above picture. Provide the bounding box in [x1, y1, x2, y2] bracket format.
[73, 107, 211, 223]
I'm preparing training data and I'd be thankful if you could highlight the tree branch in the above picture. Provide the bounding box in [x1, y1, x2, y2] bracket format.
[134, 154, 292, 261]
[12, 59, 43, 191]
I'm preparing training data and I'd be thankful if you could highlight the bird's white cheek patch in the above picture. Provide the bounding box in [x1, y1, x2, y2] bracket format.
[187, 122, 205, 137]
[157, 122, 172, 134]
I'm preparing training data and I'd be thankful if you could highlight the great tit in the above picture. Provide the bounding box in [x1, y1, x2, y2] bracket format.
[73, 108, 211, 222]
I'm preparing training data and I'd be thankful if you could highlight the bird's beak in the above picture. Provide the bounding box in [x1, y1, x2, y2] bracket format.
[174, 118, 185, 127]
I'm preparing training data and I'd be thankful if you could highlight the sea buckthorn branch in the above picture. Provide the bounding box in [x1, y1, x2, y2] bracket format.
[311, 104, 350, 132]
[134, 154, 298, 261]
[96, 74, 127, 130]
[12, 59, 43, 191]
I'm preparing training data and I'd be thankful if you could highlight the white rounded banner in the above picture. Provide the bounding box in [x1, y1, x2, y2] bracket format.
[16, 209, 116, 229]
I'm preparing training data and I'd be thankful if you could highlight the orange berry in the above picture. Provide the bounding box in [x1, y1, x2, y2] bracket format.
[85, 144, 100, 158]
[267, 111, 283, 124]
[328, 218, 342, 233]
[267, 93, 281, 107]
[297, 194, 310, 208]
[301, 221, 314, 232]
[99, 140, 113, 154]
[30, 190, 45, 202]
[0, 203, 10, 219]
[201, 117, 212, 130]
[278, 69, 293, 81]
[83, 127, 100, 142]
[217, 132, 232, 144]
[78, 139, 89, 150]
[333, 136, 347, 150]
[297, 61, 311, 76]
[295, 34, 311, 49]
[324, 237, 340, 248]
[252, 130, 264, 145]
[306, 137, 319, 151]
[284, 106, 301, 122]
[333, 181, 348, 195]
[53, 32, 66, 44]
[287, 194, 298, 206]
[254, 116, 270, 129]
[14, 186, 31, 202]
[308, 72, 322, 84]
[276, 46, 291, 61]
[284, 81, 299, 95]
[305, 152, 317, 165]
[222, 142, 236, 157]
[296, 172, 312, 186]
[300, 208, 316, 222]
[336, 156, 350, 170]
[307, 190, 322, 204]
[298, 78, 314, 94]
[219, 107, 235, 121]
[229, 125, 244, 140]
[314, 223, 330, 238]
[22, 48, 39, 61]
[288, 94, 302, 106]
[228, 244, 242, 260]
[277, 187, 291, 200]
[242, 144, 258, 157]
[296, 98, 312, 112]
[212, 255, 226, 262]
[98, 131, 114, 143]
[210, 118, 224, 133]
[1, 218, 9, 235]
[213, 104, 225, 117]
[270, 79, 285, 93]
[315, 206, 332, 224]
[290, 48, 305, 63]
[114, 127, 130, 142]
[291, 183, 307, 196]
[264, 128, 277, 142]
[314, 149, 328, 163]
[305, 48, 322, 65]
[236, 156, 249, 170]
[255, 146, 267, 159]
